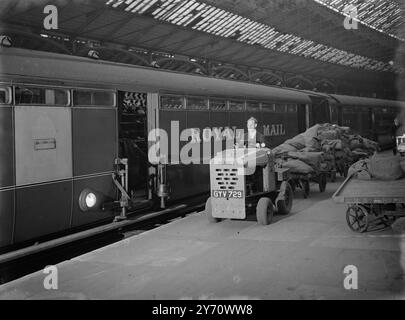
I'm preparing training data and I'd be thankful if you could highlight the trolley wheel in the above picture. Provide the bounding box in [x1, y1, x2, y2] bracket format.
[205, 197, 221, 223]
[256, 197, 274, 225]
[346, 205, 369, 233]
[301, 180, 310, 199]
[319, 174, 327, 193]
[277, 182, 293, 215]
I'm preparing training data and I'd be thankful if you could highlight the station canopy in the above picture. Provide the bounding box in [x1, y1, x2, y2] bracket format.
[0, 0, 403, 95]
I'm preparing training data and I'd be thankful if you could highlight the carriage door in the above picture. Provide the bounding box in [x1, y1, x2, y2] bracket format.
[14, 86, 72, 241]
[118, 91, 149, 201]
[309, 96, 330, 125]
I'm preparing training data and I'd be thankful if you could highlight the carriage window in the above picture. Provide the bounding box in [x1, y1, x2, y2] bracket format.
[93, 91, 115, 106]
[73, 90, 115, 107]
[209, 98, 227, 111]
[287, 104, 297, 113]
[275, 104, 287, 112]
[160, 95, 185, 110]
[229, 100, 244, 111]
[343, 106, 355, 113]
[261, 102, 275, 112]
[246, 101, 260, 111]
[186, 97, 208, 110]
[74, 91, 91, 105]
[15, 87, 69, 106]
[0, 87, 11, 104]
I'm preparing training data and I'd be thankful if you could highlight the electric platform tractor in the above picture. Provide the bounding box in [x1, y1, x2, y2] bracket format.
[205, 147, 293, 225]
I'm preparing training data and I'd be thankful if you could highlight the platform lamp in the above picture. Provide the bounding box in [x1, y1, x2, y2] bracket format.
[0, 35, 12, 47]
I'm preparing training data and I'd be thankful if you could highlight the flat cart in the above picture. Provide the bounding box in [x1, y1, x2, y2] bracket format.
[289, 170, 327, 198]
[333, 176, 405, 232]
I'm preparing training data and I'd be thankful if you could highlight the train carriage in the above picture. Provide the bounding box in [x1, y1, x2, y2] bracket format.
[329, 94, 405, 148]
[0, 47, 404, 250]
[0, 47, 311, 250]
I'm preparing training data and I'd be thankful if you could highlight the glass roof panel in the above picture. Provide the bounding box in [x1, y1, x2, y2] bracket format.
[314, 0, 403, 40]
[106, 0, 403, 73]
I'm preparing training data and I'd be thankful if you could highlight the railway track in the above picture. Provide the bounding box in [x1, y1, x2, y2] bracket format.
[0, 201, 205, 285]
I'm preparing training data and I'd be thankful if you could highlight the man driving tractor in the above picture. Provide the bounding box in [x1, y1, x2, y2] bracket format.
[238, 117, 267, 148]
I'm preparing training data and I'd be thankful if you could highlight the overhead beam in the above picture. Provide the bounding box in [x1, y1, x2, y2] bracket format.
[69, 7, 108, 39]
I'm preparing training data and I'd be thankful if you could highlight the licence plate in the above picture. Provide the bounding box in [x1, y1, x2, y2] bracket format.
[212, 190, 243, 199]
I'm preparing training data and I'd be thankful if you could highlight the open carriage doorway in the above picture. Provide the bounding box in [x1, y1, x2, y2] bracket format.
[118, 91, 149, 201]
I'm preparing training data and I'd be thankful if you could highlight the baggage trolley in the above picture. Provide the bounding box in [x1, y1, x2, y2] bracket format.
[333, 176, 405, 232]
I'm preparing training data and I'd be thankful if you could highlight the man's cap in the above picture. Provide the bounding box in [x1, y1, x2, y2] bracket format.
[247, 117, 258, 124]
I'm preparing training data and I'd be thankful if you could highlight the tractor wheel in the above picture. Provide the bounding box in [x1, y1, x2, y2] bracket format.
[277, 182, 293, 215]
[319, 174, 327, 193]
[302, 180, 310, 199]
[205, 197, 221, 223]
[256, 197, 274, 225]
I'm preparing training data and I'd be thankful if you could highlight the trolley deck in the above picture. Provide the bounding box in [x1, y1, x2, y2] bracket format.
[333, 176, 405, 204]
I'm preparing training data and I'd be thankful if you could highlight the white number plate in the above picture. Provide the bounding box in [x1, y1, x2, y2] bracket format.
[212, 190, 243, 199]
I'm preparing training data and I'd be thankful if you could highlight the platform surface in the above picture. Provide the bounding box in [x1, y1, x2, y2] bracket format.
[1, 178, 405, 300]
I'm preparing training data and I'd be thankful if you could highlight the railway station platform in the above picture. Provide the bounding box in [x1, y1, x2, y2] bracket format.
[0, 178, 404, 300]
